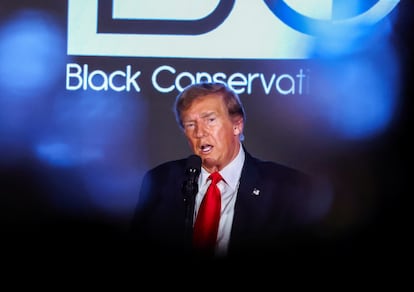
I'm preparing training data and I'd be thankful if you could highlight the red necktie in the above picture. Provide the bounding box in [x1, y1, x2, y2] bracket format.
[193, 172, 222, 255]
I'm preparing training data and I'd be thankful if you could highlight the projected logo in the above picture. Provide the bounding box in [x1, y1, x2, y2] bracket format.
[96, 0, 235, 35]
[67, 0, 400, 59]
[264, 0, 400, 35]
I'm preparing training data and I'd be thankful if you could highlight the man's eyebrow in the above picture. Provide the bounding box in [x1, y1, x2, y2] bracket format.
[183, 111, 216, 123]
[200, 111, 216, 118]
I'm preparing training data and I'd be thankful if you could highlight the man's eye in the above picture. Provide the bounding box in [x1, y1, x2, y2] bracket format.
[184, 123, 195, 129]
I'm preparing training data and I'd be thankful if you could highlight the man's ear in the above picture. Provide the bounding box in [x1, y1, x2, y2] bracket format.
[233, 118, 243, 135]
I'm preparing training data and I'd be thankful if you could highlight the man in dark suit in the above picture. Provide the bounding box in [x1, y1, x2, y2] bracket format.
[130, 82, 328, 262]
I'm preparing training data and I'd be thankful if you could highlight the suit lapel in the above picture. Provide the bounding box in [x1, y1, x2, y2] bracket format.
[229, 151, 263, 244]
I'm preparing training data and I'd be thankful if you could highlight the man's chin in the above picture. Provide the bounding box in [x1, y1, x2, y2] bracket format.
[202, 157, 219, 172]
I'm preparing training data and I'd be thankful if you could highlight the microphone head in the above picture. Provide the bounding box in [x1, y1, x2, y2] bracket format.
[186, 154, 202, 174]
[183, 155, 202, 199]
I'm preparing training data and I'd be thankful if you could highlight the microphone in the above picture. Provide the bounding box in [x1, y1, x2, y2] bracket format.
[182, 154, 202, 247]
[182, 154, 202, 201]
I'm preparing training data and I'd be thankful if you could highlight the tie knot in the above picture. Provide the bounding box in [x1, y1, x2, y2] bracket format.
[208, 172, 222, 184]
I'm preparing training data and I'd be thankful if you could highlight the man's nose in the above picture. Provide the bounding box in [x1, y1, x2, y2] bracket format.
[195, 124, 207, 138]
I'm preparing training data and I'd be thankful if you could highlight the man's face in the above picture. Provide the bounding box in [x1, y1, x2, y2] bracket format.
[181, 94, 243, 173]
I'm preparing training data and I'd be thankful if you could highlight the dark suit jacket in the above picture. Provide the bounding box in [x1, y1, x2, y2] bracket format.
[130, 147, 327, 261]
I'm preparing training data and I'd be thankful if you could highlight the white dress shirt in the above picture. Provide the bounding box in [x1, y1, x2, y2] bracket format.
[194, 143, 245, 256]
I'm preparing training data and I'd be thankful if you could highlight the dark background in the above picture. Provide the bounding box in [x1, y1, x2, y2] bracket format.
[0, 1, 411, 262]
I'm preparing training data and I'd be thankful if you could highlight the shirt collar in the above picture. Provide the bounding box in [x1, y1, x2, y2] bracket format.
[200, 143, 245, 190]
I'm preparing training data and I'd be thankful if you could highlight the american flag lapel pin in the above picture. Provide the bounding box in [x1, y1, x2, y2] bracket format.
[252, 188, 260, 196]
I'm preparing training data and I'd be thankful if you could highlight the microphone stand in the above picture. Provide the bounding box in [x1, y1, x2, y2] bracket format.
[182, 167, 199, 253]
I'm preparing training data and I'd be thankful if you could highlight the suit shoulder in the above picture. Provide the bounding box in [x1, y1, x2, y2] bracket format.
[253, 157, 310, 180]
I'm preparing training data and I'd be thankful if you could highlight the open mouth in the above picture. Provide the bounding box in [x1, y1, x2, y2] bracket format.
[200, 144, 213, 154]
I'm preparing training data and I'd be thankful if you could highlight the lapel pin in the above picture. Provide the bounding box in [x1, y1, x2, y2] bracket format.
[252, 188, 260, 196]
